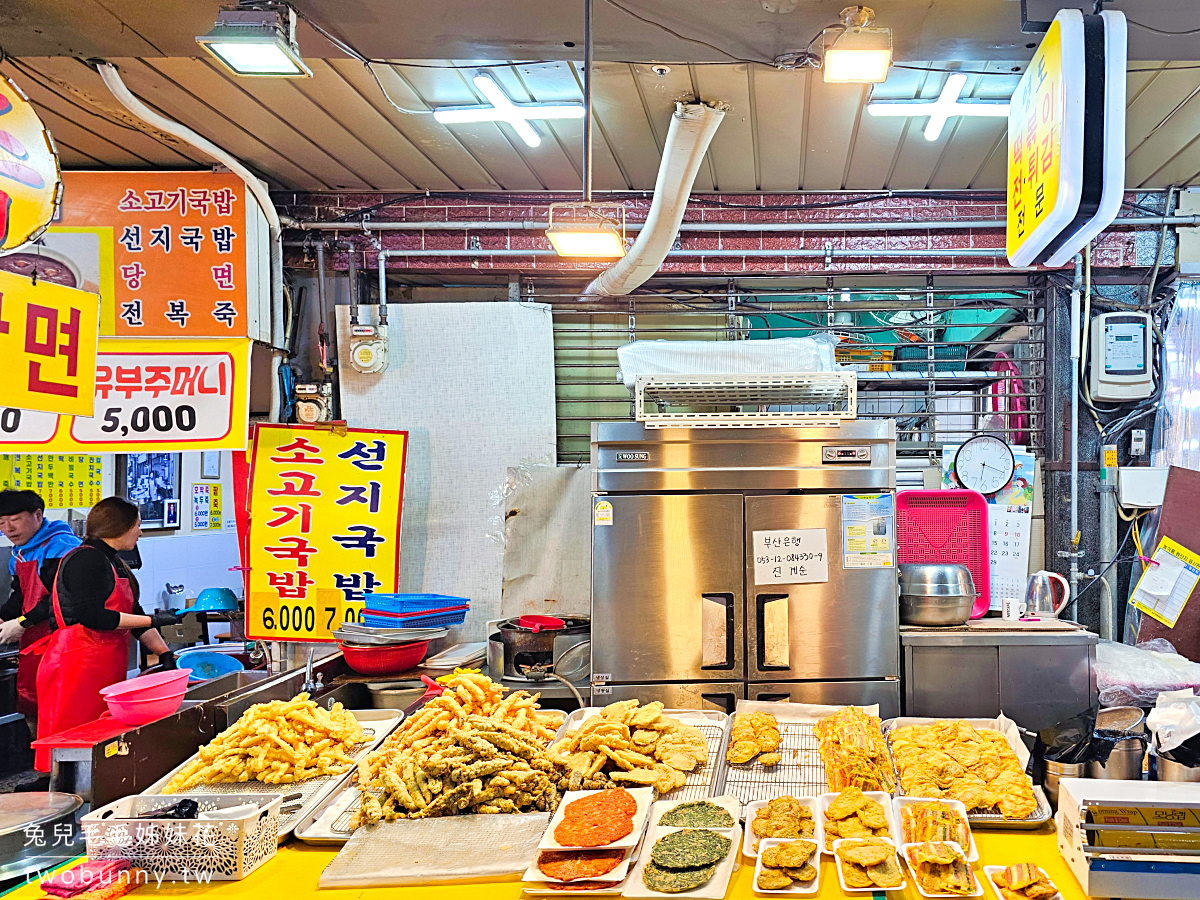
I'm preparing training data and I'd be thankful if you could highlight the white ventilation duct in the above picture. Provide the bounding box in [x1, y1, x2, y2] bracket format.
[582, 102, 725, 297]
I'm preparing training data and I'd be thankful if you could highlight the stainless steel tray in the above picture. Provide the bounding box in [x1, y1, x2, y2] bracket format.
[556, 707, 730, 803]
[293, 775, 363, 845]
[716, 720, 830, 817]
[142, 708, 402, 842]
[882, 717, 1052, 830]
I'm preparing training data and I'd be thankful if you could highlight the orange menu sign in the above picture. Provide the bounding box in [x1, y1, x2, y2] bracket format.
[46, 171, 251, 336]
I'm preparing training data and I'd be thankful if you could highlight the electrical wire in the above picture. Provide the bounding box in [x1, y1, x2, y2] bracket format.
[599, 0, 773, 66]
[1126, 19, 1200, 37]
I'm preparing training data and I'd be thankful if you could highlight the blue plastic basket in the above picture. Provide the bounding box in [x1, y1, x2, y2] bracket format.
[363, 610, 468, 629]
[365, 593, 471, 614]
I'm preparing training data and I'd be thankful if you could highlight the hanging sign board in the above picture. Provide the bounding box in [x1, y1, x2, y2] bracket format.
[246, 424, 408, 642]
[0, 336, 251, 451]
[0, 171, 268, 339]
[0, 73, 62, 251]
[0, 269, 100, 416]
[1042, 11, 1127, 268]
[1006, 10, 1086, 268]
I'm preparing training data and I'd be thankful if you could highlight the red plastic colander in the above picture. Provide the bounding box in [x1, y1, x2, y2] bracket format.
[896, 489, 991, 618]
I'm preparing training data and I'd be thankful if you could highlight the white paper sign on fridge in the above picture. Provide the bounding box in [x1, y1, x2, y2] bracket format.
[753, 529, 829, 585]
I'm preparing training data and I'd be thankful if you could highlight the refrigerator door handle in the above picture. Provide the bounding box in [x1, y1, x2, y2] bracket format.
[756, 593, 792, 671]
[700, 592, 735, 670]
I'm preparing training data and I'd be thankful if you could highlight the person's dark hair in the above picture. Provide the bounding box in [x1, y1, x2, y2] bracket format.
[0, 490, 45, 517]
[86, 497, 140, 539]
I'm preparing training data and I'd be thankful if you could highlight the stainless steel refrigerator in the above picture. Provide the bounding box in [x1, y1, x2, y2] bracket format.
[590, 421, 899, 716]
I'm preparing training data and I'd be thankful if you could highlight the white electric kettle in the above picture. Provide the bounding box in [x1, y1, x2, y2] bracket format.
[1025, 570, 1070, 617]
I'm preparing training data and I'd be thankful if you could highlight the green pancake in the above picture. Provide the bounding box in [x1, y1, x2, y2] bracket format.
[650, 828, 731, 870]
[642, 861, 717, 893]
[658, 801, 735, 829]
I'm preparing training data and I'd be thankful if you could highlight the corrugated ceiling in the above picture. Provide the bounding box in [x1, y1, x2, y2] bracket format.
[5, 54, 1200, 192]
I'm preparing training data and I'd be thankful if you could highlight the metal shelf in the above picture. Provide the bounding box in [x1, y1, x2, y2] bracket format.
[635, 372, 857, 428]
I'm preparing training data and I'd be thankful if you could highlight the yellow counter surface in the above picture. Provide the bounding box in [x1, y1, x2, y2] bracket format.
[5, 825, 1088, 900]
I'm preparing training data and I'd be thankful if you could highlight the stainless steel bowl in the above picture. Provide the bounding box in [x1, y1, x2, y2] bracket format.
[898, 563, 976, 626]
[366, 680, 427, 710]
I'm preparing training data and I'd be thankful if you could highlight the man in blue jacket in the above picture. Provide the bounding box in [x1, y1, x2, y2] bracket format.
[0, 490, 82, 718]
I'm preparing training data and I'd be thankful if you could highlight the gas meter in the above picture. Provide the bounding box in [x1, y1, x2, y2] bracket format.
[348, 324, 388, 374]
[1089, 311, 1154, 402]
[294, 382, 332, 423]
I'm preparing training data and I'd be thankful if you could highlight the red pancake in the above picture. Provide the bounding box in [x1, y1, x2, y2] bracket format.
[553, 814, 633, 847]
[538, 849, 626, 882]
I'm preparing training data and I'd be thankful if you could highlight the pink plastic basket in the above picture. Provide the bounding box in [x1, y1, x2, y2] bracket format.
[896, 489, 991, 618]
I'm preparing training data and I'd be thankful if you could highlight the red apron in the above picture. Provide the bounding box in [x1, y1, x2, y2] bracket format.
[14, 557, 51, 718]
[32, 550, 133, 772]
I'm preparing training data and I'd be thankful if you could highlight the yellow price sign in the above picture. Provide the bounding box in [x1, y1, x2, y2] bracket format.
[0, 270, 100, 417]
[246, 424, 408, 642]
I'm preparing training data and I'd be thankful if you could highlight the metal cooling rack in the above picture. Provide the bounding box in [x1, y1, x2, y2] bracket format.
[718, 721, 828, 816]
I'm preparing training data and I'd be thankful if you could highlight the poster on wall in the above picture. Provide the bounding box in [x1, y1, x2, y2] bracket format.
[246, 424, 408, 642]
[0, 454, 101, 507]
[0, 171, 268, 339]
[0, 336, 251, 452]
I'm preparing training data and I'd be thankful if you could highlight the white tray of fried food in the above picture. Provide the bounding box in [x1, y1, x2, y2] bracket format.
[742, 796, 822, 859]
[550, 702, 729, 800]
[882, 717, 1048, 827]
[143, 697, 401, 840]
[350, 672, 567, 826]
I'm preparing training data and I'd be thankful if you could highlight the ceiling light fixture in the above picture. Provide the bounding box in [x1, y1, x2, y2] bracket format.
[547, 0, 626, 258]
[196, 3, 312, 77]
[867, 73, 1010, 140]
[432, 74, 584, 148]
[823, 6, 893, 83]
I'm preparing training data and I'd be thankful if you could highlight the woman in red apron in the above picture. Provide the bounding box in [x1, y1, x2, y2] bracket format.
[33, 497, 179, 771]
[0, 489, 81, 720]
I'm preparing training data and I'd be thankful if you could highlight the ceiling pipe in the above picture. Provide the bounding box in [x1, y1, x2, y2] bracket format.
[380, 247, 1014, 258]
[280, 214, 1198, 233]
[97, 62, 286, 360]
[581, 103, 725, 296]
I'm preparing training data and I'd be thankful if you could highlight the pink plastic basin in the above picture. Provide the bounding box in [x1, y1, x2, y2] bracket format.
[105, 690, 187, 726]
[339, 640, 429, 676]
[100, 669, 192, 701]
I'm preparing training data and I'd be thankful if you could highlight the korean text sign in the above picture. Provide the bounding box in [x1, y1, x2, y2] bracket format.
[247, 425, 408, 641]
[55, 171, 254, 337]
[0, 337, 251, 452]
[0, 270, 99, 416]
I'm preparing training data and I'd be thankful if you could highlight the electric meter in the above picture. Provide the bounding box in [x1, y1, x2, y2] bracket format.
[1089, 311, 1154, 402]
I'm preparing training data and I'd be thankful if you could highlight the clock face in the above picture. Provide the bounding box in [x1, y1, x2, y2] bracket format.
[954, 436, 1015, 495]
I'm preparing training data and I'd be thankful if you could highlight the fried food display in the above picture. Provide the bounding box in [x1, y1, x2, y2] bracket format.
[554, 788, 638, 847]
[756, 838, 818, 890]
[537, 848, 626, 882]
[991, 864, 1059, 900]
[901, 800, 972, 847]
[822, 787, 891, 851]
[643, 828, 731, 893]
[165, 693, 365, 791]
[905, 842, 977, 895]
[814, 707, 895, 793]
[725, 711, 781, 767]
[350, 672, 568, 824]
[889, 720, 1039, 819]
[835, 837, 903, 889]
[658, 800, 734, 829]
[546, 699, 707, 795]
[750, 795, 815, 852]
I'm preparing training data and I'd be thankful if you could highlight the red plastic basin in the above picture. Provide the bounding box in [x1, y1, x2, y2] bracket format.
[105, 690, 187, 726]
[339, 640, 430, 676]
[100, 669, 193, 701]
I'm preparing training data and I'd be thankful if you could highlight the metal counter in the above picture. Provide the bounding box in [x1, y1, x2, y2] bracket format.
[901, 622, 1098, 730]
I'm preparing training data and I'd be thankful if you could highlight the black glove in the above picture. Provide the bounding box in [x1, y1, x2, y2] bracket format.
[150, 610, 181, 629]
[158, 650, 177, 670]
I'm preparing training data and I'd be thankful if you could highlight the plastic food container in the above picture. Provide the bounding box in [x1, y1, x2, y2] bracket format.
[105, 691, 187, 726]
[99, 669, 192, 701]
[339, 639, 430, 675]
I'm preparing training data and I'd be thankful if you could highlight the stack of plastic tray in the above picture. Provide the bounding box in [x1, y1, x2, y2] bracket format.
[362, 593, 470, 629]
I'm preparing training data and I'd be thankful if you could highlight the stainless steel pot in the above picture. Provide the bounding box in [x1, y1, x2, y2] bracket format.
[898, 563, 977, 626]
[1157, 756, 1200, 782]
[1089, 706, 1146, 780]
[366, 680, 427, 710]
[1044, 760, 1086, 810]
